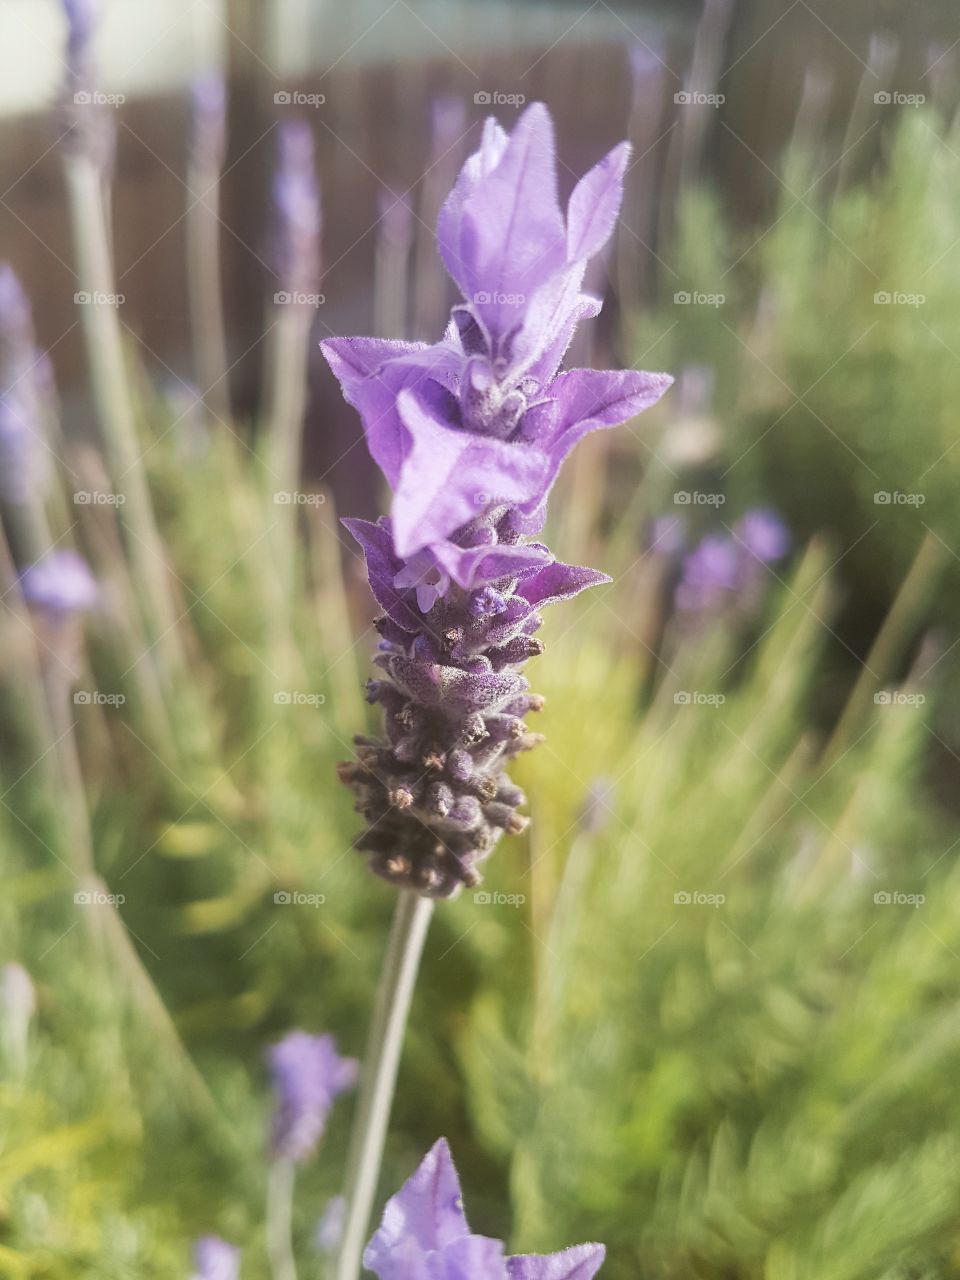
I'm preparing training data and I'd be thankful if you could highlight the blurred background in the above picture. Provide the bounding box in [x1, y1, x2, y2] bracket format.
[2, 0, 960, 1276]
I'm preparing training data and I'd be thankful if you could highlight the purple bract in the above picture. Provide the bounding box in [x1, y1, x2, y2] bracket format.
[364, 1138, 605, 1280]
[324, 103, 671, 896]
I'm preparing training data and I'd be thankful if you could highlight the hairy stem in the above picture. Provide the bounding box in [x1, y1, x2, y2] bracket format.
[335, 891, 434, 1280]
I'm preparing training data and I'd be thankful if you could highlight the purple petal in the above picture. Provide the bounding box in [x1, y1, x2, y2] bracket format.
[516, 562, 610, 608]
[437, 117, 509, 295]
[363, 1138, 471, 1272]
[566, 141, 631, 263]
[518, 367, 672, 513]
[507, 1243, 606, 1280]
[429, 539, 553, 590]
[392, 388, 548, 557]
[342, 517, 424, 632]
[527, 293, 602, 386]
[321, 337, 423, 482]
[443, 1234, 510, 1279]
[450, 104, 567, 351]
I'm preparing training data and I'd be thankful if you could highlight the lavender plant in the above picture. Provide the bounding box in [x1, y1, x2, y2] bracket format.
[324, 102, 671, 898]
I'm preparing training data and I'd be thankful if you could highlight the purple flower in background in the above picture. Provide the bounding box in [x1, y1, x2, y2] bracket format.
[191, 1235, 241, 1280]
[266, 1031, 358, 1163]
[364, 1138, 605, 1280]
[0, 265, 50, 506]
[18, 551, 97, 614]
[675, 509, 790, 618]
[190, 74, 227, 170]
[272, 121, 321, 302]
[735, 508, 791, 564]
[323, 103, 671, 895]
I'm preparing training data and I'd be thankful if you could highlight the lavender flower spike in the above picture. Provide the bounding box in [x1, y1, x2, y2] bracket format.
[267, 1030, 358, 1162]
[324, 104, 672, 897]
[191, 1235, 241, 1280]
[18, 550, 98, 614]
[364, 1138, 605, 1280]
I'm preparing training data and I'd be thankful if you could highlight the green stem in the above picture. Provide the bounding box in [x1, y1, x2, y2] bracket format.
[266, 1157, 298, 1280]
[335, 891, 434, 1280]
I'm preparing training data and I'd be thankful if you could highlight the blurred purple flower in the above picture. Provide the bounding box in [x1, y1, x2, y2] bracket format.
[377, 190, 415, 250]
[430, 94, 467, 154]
[191, 74, 227, 170]
[191, 1235, 240, 1280]
[0, 265, 52, 507]
[315, 1194, 345, 1255]
[272, 121, 321, 300]
[649, 514, 687, 555]
[675, 509, 790, 617]
[266, 1031, 358, 1163]
[735, 508, 791, 563]
[18, 551, 97, 614]
[364, 1138, 605, 1280]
